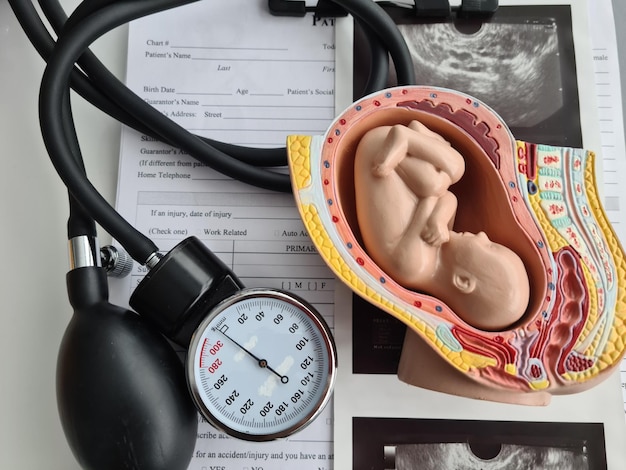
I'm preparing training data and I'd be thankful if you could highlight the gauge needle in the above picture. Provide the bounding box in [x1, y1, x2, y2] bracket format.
[217, 329, 289, 384]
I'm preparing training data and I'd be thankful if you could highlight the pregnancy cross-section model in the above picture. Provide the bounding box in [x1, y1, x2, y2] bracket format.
[287, 86, 626, 404]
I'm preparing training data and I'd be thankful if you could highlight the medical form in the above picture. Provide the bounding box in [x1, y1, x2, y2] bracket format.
[109, 1, 337, 468]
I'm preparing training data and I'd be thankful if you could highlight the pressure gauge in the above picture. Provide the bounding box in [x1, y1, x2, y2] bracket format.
[186, 288, 337, 441]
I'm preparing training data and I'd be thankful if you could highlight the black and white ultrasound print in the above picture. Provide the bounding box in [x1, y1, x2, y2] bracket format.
[397, 21, 563, 128]
[386, 442, 589, 470]
[352, 418, 607, 470]
[353, 6, 583, 147]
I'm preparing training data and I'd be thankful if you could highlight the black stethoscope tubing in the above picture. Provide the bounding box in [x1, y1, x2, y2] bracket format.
[10, 0, 416, 264]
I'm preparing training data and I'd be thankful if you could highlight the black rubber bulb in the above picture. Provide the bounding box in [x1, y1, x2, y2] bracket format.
[57, 266, 198, 470]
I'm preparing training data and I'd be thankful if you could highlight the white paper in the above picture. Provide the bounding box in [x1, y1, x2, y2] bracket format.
[110, 0, 626, 468]
[109, 1, 337, 468]
[333, 1, 626, 469]
[587, 1, 626, 417]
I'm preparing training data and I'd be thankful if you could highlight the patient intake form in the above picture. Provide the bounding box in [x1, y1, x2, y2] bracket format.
[109, 1, 337, 468]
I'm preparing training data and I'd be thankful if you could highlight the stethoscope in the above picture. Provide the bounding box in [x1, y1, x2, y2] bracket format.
[9, 0, 495, 468]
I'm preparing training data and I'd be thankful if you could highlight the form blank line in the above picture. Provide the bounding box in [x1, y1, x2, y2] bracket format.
[235, 217, 301, 221]
[137, 191, 296, 207]
[178, 92, 232, 96]
[192, 58, 333, 63]
[202, 104, 334, 108]
[187, 128, 327, 132]
[171, 46, 288, 51]
[222, 117, 332, 121]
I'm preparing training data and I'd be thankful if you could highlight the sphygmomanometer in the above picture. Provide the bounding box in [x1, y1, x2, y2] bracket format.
[8, 0, 497, 468]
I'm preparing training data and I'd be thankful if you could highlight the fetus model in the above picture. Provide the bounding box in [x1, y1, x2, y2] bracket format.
[354, 120, 530, 331]
[286, 86, 626, 403]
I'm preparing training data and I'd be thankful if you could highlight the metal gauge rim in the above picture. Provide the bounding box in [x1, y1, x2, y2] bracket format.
[186, 287, 337, 441]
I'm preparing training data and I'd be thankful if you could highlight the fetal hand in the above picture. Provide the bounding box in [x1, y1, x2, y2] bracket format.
[421, 221, 450, 247]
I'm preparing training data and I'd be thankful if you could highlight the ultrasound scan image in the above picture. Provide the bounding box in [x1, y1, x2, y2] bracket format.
[397, 21, 563, 128]
[352, 418, 607, 470]
[384, 443, 589, 470]
[353, 6, 582, 146]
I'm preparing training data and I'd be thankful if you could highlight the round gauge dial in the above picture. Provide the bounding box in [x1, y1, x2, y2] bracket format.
[186, 288, 336, 441]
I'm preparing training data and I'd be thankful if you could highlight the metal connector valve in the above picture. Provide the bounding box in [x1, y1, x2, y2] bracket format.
[100, 245, 133, 278]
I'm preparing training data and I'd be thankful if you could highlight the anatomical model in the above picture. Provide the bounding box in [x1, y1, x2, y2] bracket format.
[286, 86, 626, 404]
[354, 120, 530, 331]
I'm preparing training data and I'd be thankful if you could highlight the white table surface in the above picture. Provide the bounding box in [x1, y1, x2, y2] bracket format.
[1, 2, 625, 468]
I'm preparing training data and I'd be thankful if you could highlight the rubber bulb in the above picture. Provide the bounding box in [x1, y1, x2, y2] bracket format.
[57, 266, 198, 470]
